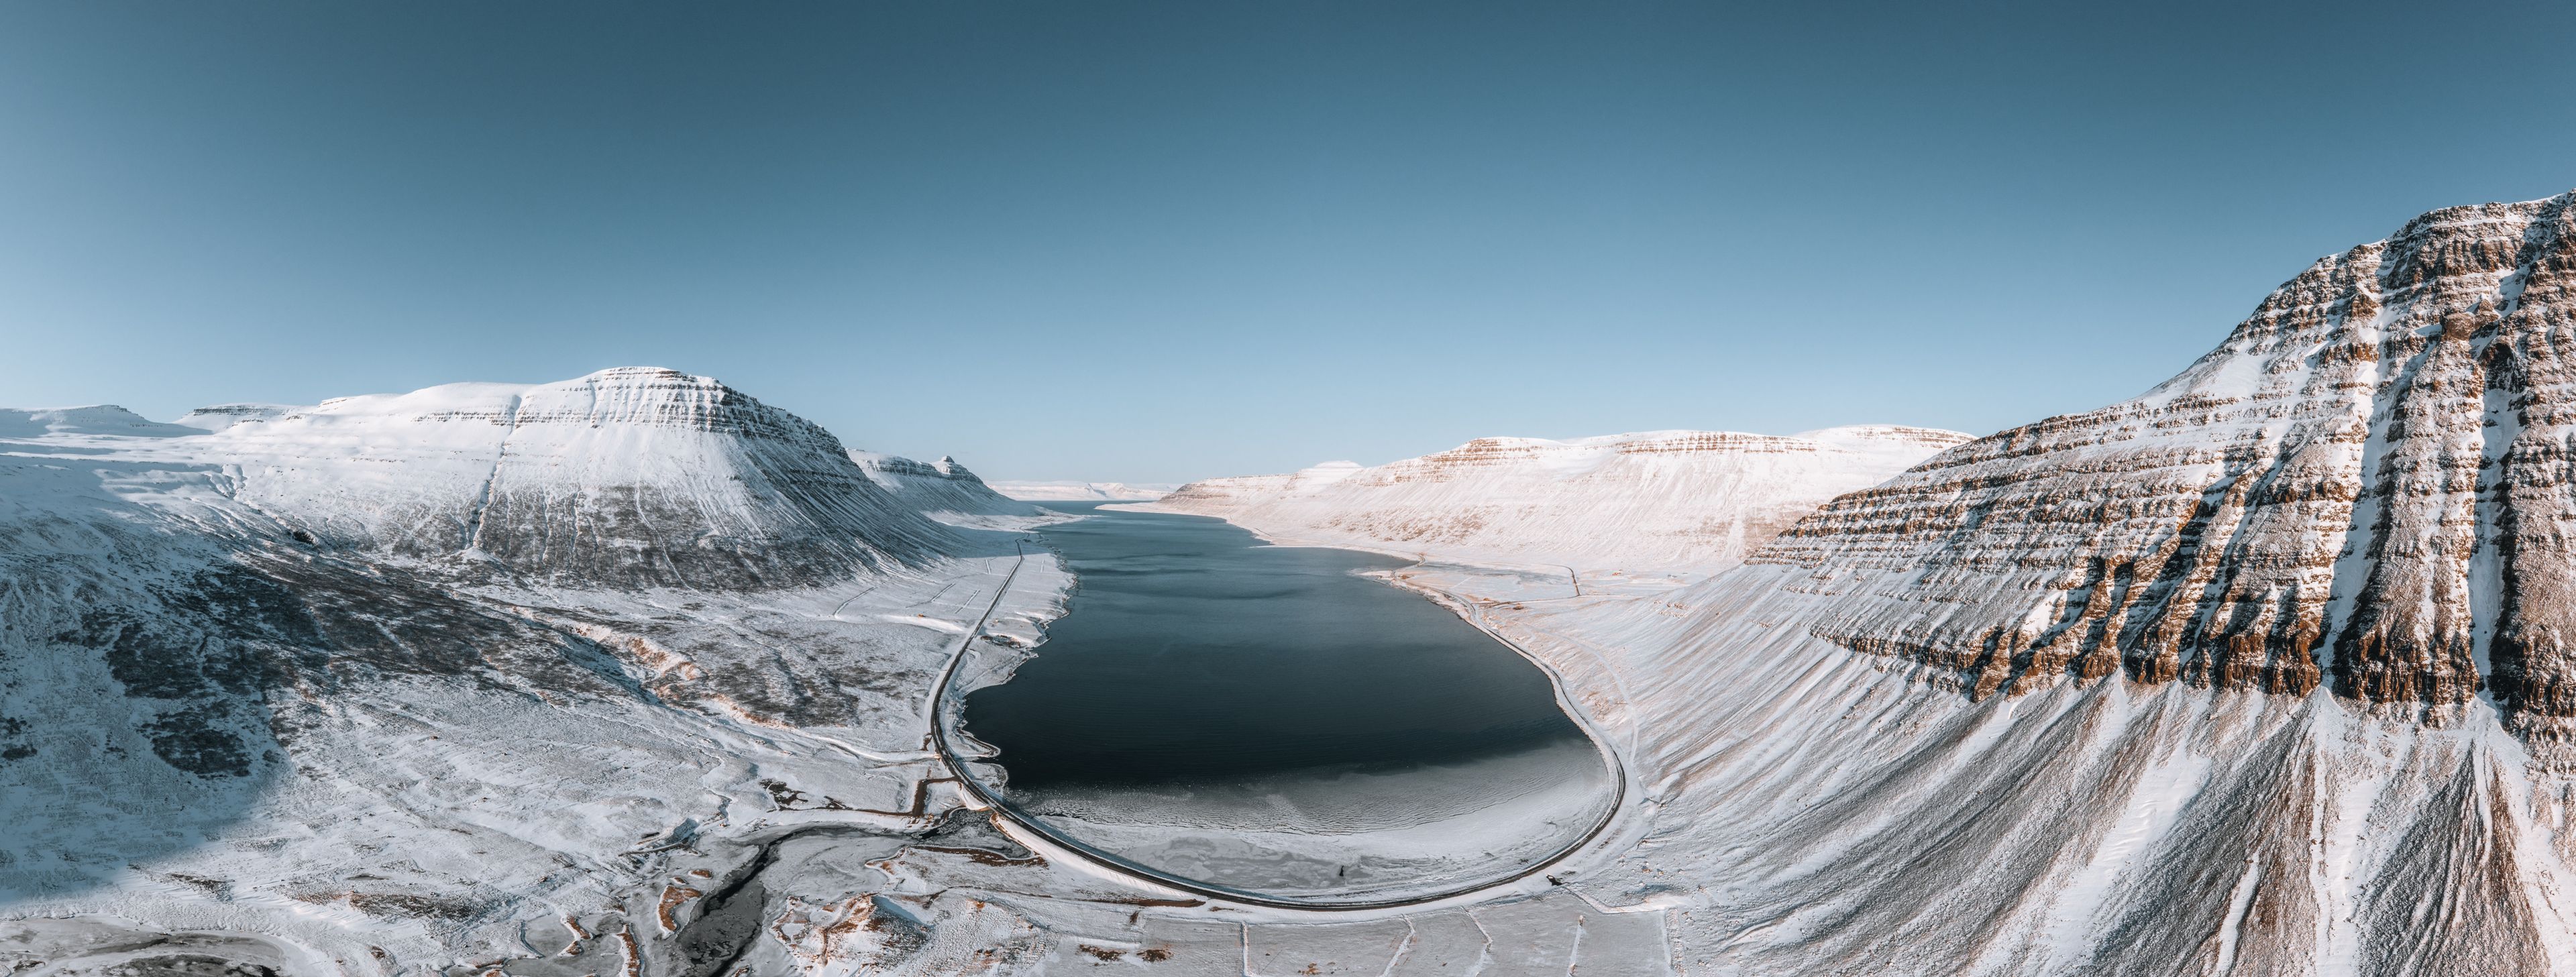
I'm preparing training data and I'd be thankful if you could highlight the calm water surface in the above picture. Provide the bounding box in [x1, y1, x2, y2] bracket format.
[957, 502, 1614, 899]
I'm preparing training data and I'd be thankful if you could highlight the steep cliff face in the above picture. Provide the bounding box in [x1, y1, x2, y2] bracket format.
[1147, 425, 1969, 571]
[1748, 192, 2576, 720]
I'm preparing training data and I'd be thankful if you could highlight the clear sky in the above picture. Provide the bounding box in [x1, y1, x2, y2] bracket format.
[3, 2, 2572, 483]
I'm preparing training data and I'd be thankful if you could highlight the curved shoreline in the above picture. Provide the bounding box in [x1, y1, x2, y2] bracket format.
[924, 526, 1633, 913]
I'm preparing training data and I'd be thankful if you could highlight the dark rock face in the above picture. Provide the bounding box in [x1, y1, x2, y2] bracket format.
[1753, 192, 2576, 724]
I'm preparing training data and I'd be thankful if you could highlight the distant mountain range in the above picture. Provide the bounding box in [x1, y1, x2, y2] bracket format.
[986, 479, 1178, 501]
[1142, 426, 1968, 572]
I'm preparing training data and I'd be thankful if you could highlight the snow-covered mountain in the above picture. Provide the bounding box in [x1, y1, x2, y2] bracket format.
[1140, 426, 1970, 572]
[850, 451, 1043, 524]
[986, 479, 1177, 502]
[180, 366, 981, 589]
[1540, 189, 2576, 974]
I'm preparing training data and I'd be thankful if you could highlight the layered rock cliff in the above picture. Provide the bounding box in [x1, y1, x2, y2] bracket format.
[1146, 425, 1969, 572]
[1748, 192, 2576, 722]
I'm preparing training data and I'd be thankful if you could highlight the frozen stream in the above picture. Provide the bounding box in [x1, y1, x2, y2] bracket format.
[955, 502, 1615, 902]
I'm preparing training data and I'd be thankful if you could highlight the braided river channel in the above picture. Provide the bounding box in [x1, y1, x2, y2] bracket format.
[954, 502, 1616, 903]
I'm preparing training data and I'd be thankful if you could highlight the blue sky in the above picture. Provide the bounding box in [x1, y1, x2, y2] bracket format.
[3, 2, 2572, 483]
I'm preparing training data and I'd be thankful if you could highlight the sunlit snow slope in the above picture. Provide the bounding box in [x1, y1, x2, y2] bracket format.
[1143, 426, 1968, 572]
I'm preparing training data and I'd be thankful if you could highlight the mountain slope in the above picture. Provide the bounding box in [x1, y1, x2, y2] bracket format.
[1743, 191, 2576, 718]
[0, 368, 1088, 975]
[176, 367, 969, 589]
[1521, 188, 2576, 976]
[1144, 425, 1969, 572]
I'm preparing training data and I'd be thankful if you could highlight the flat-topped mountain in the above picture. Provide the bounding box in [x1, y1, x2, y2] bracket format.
[147, 366, 973, 589]
[1146, 424, 1970, 571]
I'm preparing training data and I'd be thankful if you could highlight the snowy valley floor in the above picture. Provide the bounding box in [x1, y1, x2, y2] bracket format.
[19, 506, 2567, 976]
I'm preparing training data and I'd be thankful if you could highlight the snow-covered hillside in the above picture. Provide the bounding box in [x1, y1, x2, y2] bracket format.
[986, 479, 1177, 501]
[1140, 426, 1969, 573]
[0, 367, 1112, 974]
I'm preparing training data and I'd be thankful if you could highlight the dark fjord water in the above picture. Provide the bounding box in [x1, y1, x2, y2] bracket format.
[957, 502, 1615, 901]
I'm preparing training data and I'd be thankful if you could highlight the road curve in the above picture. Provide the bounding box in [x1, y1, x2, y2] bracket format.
[923, 534, 1632, 912]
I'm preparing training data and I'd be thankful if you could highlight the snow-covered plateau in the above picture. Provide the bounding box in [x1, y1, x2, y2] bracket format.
[12, 188, 2576, 977]
[1136, 426, 1969, 581]
[986, 481, 1178, 502]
